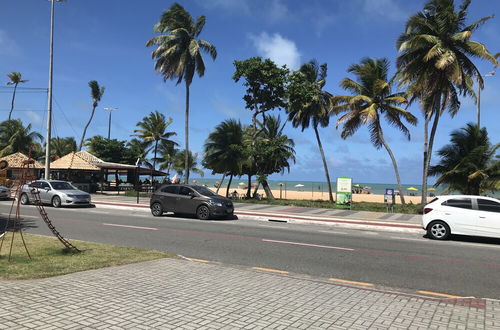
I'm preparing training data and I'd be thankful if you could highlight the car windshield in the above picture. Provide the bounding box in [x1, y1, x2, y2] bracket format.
[51, 182, 76, 190]
[192, 186, 217, 197]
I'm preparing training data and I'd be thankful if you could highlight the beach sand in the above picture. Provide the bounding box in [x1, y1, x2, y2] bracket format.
[226, 188, 427, 204]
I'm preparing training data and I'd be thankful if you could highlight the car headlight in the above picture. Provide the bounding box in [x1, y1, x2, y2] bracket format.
[208, 200, 223, 207]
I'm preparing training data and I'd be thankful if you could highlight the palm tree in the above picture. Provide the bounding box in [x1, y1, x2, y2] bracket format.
[430, 123, 499, 195]
[396, 0, 498, 204]
[132, 111, 177, 182]
[0, 119, 43, 157]
[173, 149, 204, 179]
[6, 72, 28, 120]
[203, 119, 245, 197]
[146, 3, 217, 184]
[157, 140, 177, 176]
[254, 115, 296, 199]
[79, 80, 105, 151]
[50, 137, 77, 160]
[287, 60, 335, 202]
[332, 58, 417, 204]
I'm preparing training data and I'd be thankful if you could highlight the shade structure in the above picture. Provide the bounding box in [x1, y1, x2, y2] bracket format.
[428, 187, 436, 191]
[295, 184, 304, 187]
[407, 187, 418, 191]
[353, 184, 361, 188]
[238, 182, 245, 185]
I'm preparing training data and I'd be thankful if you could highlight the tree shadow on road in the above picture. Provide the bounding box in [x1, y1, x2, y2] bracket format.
[0, 215, 39, 232]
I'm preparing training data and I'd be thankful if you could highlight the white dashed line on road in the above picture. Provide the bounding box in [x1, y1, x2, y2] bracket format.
[102, 223, 158, 231]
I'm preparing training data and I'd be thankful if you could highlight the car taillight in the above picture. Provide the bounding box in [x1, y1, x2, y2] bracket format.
[423, 208, 433, 214]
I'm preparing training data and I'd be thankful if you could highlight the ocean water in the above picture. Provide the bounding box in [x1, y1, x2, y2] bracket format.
[118, 174, 498, 197]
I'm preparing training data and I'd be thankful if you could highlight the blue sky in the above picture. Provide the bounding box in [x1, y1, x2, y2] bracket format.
[1, 0, 499, 185]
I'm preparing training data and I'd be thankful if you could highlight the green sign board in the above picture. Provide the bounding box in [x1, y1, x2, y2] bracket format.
[336, 176, 352, 209]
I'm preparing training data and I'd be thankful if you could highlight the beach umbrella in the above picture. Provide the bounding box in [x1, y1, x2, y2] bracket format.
[363, 186, 371, 190]
[407, 187, 418, 191]
[295, 184, 304, 187]
[353, 184, 361, 188]
[238, 182, 245, 185]
[428, 187, 436, 191]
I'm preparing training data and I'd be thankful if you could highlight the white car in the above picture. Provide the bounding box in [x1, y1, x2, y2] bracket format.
[0, 185, 10, 200]
[422, 195, 500, 240]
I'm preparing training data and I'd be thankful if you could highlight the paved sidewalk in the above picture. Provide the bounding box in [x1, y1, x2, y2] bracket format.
[91, 194, 423, 232]
[1, 258, 499, 329]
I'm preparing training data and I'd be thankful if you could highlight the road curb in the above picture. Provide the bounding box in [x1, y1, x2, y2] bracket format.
[93, 200, 424, 233]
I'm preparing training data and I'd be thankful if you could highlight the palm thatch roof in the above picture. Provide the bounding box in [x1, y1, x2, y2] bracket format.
[0, 152, 44, 169]
[50, 151, 102, 170]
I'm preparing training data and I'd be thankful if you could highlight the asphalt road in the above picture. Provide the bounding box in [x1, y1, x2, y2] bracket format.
[2, 201, 500, 299]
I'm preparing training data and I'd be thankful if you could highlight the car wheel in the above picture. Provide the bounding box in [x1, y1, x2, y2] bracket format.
[427, 220, 450, 240]
[52, 196, 62, 208]
[20, 193, 30, 205]
[151, 202, 163, 217]
[196, 205, 211, 220]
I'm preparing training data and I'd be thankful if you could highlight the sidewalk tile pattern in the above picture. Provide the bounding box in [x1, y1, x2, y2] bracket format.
[1, 258, 498, 329]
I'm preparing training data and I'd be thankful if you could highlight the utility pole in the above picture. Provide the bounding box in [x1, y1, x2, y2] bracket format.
[477, 71, 495, 127]
[44, 0, 65, 179]
[103, 107, 118, 139]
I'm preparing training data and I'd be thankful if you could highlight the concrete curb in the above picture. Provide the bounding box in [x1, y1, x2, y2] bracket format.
[93, 200, 424, 234]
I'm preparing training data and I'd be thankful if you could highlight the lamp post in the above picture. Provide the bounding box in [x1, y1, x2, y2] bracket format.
[477, 70, 495, 127]
[103, 107, 118, 139]
[44, 0, 65, 179]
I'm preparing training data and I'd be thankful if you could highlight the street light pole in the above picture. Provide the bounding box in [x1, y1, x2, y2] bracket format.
[44, 0, 65, 180]
[477, 70, 495, 128]
[103, 107, 118, 139]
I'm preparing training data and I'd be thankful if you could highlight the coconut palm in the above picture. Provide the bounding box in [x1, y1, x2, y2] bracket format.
[287, 60, 335, 202]
[146, 2, 217, 184]
[0, 119, 43, 157]
[332, 58, 417, 204]
[430, 123, 499, 195]
[203, 119, 245, 197]
[132, 111, 177, 183]
[173, 149, 204, 178]
[157, 140, 177, 175]
[79, 80, 105, 151]
[396, 0, 498, 204]
[6, 72, 28, 120]
[254, 115, 296, 199]
[50, 137, 77, 160]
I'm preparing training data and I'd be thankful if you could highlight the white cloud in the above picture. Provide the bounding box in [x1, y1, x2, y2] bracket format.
[0, 30, 20, 56]
[359, 0, 408, 22]
[249, 32, 301, 70]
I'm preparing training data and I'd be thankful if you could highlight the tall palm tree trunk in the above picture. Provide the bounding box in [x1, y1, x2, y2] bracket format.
[313, 125, 334, 202]
[216, 173, 226, 194]
[152, 140, 158, 184]
[8, 83, 18, 120]
[247, 174, 252, 198]
[378, 127, 406, 205]
[421, 112, 430, 205]
[422, 108, 441, 205]
[225, 174, 233, 197]
[79, 106, 97, 151]
[262, 180, 274, 200]
[184, 81, 190, 184]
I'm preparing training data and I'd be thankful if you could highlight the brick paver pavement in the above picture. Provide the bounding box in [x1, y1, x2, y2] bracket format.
[1, 258, 499, 329]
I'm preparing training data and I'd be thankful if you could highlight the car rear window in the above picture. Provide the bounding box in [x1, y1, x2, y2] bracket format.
[442, 198, 472, 209]
[161, 186, 178, 194]
[477, 199, 500, 213]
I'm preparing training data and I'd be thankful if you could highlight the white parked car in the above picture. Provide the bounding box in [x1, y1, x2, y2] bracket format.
[422, 195, 500, 240]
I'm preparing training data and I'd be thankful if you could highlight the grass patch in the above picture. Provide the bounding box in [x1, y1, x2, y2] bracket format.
[0, 233, 174, 280]
[235, 198, 422, 214]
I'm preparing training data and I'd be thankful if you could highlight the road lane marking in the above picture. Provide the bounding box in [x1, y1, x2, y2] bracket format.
[262, 239, 355, 251]
[329, 278, 374, 287]
[252, 267, 289, 274]
[102, 223, 158, 231]
[318, 230, 349, 235]
[417, 290, 461, 299]
[187, 258, 210, 263]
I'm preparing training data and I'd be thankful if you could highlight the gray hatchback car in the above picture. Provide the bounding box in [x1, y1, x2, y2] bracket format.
[150, 184, 234, 220]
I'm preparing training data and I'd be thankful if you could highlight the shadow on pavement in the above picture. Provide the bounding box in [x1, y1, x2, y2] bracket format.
[0, 215, 39, 232]
[423, 233, 500, 246]
[161, 213, 238, 221]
